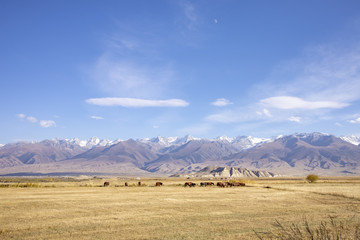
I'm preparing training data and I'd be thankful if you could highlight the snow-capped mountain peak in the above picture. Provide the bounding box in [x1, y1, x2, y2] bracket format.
[175, 135, 201, 144]
[231, 136, 271, 149]
[341, 135, 360, 146]
[214, 136, 234, 143]
[56, 137, 123, 149]
[149, 136, 179, 146]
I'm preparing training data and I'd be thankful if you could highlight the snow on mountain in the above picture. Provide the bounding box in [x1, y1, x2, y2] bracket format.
[214, 136, 234, 143]
[175, 135, 201, 144]
[341, 135, 360, 146]
[5, 133, 357, 152]
[150, 136, 179, 146]
[140, 135, 202, 147]
[231, 136, 271, 149]
[52, 137, 123, 149]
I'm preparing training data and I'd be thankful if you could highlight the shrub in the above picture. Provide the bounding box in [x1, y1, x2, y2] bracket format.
[306, 174, 319, 183]
[254, 216, 360, 240]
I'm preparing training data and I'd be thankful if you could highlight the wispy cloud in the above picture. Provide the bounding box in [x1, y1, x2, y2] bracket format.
[211, 98, 233, 107]
[90, 116, 104, 120]
[349, 117, 360, 124]
[288, 116, 302, 123]
[39, 120, 56, 128]
[17, 113, 56, 128]
[258, 43, 360, 104]
[86, 97, 189, 108]
[17, 114, 38, 123]
[260, 96, 349, 110]
[92, 53, 173, 98]
[17, 113, 26, 119]
[181, 1, 198, 30]
[26, 116, 38, 123]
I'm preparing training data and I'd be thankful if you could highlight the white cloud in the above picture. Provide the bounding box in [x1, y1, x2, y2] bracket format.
[86, 97, 189, 108]
[39, 120, 56, 128]
[90, 116, 104, 120]
[263, 109, 272, 117]
[256, 109, 272, 117]
[153, 125, 159, 129]
[214, 18, 218, 24]
[288, 116, 302, 123]
[260, 96, 349, 110]
[349, 117, 360, 124]
[17, 113, 26, 119]
[211, 98, 233, 107]
[26, 116, 38, 123]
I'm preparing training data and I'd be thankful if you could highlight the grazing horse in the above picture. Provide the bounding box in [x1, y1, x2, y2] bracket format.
[155, 182, 163, 186]
[103, 181, 110, 187]
[200, 182, 214, 186]
[230, 182, 246, 187]
[184, 182, 196, 187]
[138, 181, 142, 186]
[217, 182, 227, 188]
[125, 182, 128, 187]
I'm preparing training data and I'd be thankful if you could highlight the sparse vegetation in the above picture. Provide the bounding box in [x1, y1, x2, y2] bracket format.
[255, 216, 360, 240]
[0, 182, 55, 188]
[0, 177, 359, 239]
[306, 174, 319, 183]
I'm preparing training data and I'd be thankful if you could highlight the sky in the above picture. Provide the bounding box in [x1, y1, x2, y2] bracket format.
[1, 0, 360, 143]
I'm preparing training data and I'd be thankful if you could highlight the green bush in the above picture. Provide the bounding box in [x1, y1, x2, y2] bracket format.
[306, 174, 319, 183]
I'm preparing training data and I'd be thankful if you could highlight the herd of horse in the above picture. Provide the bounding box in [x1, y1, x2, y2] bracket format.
[103, 181, 245, 187]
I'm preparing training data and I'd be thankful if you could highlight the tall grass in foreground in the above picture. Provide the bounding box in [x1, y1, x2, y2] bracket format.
[255, 216, 360, 240]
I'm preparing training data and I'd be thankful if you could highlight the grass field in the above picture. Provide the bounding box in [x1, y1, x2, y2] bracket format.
[0, 177, 359, 239]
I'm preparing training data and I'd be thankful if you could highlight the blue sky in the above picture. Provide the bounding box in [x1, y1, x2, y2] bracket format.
[1, 0, 360, 143]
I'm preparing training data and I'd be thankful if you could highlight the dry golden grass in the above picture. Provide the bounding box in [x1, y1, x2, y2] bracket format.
[0, 177, 359, 239]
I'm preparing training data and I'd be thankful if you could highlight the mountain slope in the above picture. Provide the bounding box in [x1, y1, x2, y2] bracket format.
[0, 133, 359, 176]
[224, 133, 360, 175]
[0, 140, 85, 168]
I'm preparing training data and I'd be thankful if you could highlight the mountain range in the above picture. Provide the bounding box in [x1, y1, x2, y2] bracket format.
[0, 133, 359, 176]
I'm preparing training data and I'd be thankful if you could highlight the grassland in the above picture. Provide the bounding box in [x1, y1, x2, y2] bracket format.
[0, 177, 359, 239]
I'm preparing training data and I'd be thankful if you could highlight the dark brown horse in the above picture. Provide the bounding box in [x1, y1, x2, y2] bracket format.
[138, 181, 142, 186]
[103, 181, 110, 187]
[155, 182, 163, 186]
[229, 182, 246, 187]
[184, 182, 196, 187]
[200, 182, 214, 186]
[125, 182, 128, 187]
[217, 182, 227, 188]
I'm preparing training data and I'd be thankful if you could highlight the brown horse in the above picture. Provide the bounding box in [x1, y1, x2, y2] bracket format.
[184, 182, 196, 187]
[217, 182, 227, 188]
[103, 182, 110, 187]
[155, 182, 163, 186]
[200, 182, 214, 186]
[230, 182, 246, 187]
[125, 182, 128, 187]
[138, 181, 142, 186]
